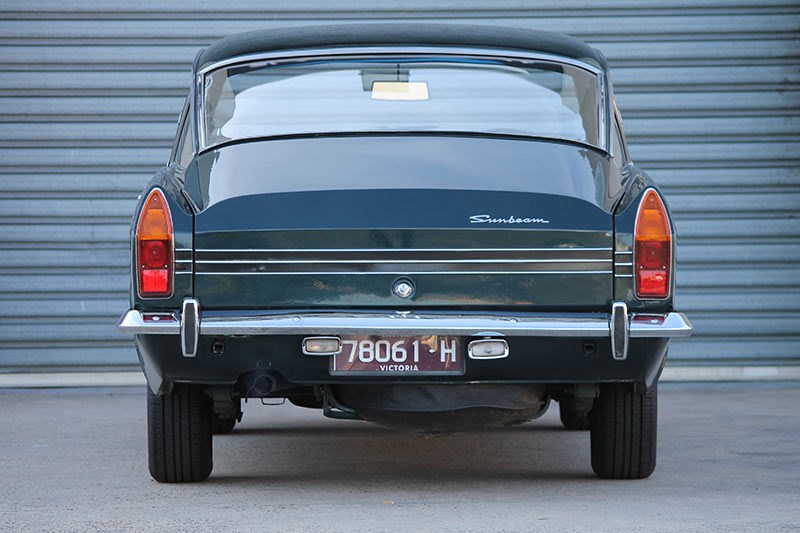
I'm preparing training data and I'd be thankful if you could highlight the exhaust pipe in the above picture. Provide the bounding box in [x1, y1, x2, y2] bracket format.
[250, 373, 277, 397]
[236, 371, 280, 398]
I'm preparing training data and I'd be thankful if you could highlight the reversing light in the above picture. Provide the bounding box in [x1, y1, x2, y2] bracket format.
[467, 339, 509, 360]
[302, 337, 342, 356]
[634, 189, 672, 299]
[136, 189, 173, 297]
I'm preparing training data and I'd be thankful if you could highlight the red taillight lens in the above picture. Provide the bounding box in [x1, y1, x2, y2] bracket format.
[136, 189, 173, 297]
[140, 240, 168, 268]
[140, 269, 169, 294]
[634, 189, 671, 299]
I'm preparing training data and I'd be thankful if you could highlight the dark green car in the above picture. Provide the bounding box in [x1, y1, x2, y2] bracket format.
[118, 24, 692, 482]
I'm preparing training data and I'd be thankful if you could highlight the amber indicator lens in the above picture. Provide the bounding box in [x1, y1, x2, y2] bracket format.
[136, 189, 173, 297]
[634, 190, 671, 299]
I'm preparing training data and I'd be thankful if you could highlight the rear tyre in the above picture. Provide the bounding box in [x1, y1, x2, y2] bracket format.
[211, 414, 237, 435]
[558, 398, 592, 431]
[590, 383, 657, 479]
[147, 384, 213, 483]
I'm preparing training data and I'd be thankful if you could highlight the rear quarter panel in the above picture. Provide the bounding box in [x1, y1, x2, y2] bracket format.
[613, 165, 676, 313]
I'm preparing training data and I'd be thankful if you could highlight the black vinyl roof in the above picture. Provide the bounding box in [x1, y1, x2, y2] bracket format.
[193, 23, 607, 73]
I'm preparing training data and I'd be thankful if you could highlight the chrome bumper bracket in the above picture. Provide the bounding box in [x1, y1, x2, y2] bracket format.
[180, 298, 200, 358]
[610, 302, 629, 361]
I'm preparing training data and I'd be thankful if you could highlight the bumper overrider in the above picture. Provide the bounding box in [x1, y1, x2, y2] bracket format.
[119, 298, 692, 391]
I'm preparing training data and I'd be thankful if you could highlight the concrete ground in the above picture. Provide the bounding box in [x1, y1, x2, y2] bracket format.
[0, 383, 798, 532]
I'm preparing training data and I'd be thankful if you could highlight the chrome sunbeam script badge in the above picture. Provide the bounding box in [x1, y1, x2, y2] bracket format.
[469, 214, 550, 225]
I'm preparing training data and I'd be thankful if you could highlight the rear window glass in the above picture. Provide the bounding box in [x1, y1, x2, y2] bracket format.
[201, 56, 601, 150]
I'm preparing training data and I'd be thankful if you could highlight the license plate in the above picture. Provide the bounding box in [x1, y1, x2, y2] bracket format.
[330, 335, 464, 376]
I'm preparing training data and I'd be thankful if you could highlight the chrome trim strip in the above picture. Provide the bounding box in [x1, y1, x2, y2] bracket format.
[193, 248, 614, 275]
[614, 262, 633, 267]
[174, 251, 193, 268]
[195, 247, 614, 253]
[614, 274, 633, 278]
[117, 309, 692, 338]
[196, 261, 611, 274]
[195, 258, 613, 264]
[194, 270, 614, 276]
[614, 251, 633, 255]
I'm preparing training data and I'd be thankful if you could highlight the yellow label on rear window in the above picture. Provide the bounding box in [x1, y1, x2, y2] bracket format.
[371, 81, 429, 101]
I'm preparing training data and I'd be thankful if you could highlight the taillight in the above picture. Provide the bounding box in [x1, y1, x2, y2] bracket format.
[136, 189, 173, 297]
[634, 189, 671, 299]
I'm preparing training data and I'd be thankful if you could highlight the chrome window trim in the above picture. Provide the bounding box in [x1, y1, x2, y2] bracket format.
[196, 47, 605, 77]
[604, 72, 611, 154]
[612, 99, 631, 164]
[170, 98, 190, 164]
[192, 66, 204, 155]
[193, 46, 609, 154]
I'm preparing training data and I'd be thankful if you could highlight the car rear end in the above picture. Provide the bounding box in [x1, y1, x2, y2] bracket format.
[119, 31, 691, 482]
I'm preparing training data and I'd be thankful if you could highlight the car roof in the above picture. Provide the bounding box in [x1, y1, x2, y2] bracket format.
[193, 23, 608, 73]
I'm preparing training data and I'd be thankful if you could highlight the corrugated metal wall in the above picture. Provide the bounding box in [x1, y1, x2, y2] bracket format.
[1, 1, 798, 372]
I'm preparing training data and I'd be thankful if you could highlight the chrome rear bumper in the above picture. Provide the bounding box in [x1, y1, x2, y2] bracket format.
[118, 309, 692, 337]
[119, 299, 692, 358]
